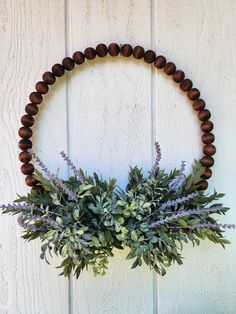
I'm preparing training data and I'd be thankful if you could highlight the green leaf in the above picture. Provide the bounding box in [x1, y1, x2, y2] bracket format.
[131, 230, 138, 241]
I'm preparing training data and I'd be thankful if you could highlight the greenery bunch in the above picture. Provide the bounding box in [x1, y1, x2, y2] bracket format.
[1, 145, 230, 278]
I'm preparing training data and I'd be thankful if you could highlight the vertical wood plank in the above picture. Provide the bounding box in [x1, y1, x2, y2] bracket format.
[0, 1, 69, 313]
[66, 0, 154, 313]
[153, 0, 236, 313]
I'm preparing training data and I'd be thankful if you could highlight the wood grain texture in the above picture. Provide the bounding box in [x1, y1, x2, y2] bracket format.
[66, 0, 155, 313]
[0, 1, 68, 313]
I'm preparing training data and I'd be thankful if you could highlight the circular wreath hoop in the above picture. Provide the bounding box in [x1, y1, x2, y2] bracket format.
[18, 43, 215, 192]
[1, 43, 231, 279]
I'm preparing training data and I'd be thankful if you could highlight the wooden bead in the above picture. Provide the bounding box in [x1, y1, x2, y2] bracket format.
[144, 50, 156, 63]
[201, 121, 214, 133]
[180, 79, 193, 91]
[62, 57, 75, 71]
[18, 127, 32, 139]
[21, 115, 34, 127]
[200, 156, 214, 167]
[198, 109, 211, 121]
[25, 175, 38, 187]
[21, 163, 34, 175]
[19, 151, 32, 163]
[18, 139, 32, 150]
[25, 103, 38, 116]
[72, 51, 85, 64]
[121, 44, 133, 57]
[187, 88, 200, 100]
[96, 44, 107, 57]
[108, 43, 120, 56]
[35, 81, 49, 94]
[154, 56, 166, 69]
[31, 185, 43, 193]
[52, 64, 65, 77]
[164, 62, 176, 75]
[197, 180, 208, 190]
[29, 92, 43, 104]
[202, 133, 215, 144]
[133, 46, 144, 59]
[203, 144, 216, 156]
[42, 71, 56, 85]
[201, 168, 212, 179]
[193, 99, 205, 111]
[173, 70, 185, 83]
[84, 47, 96, 60]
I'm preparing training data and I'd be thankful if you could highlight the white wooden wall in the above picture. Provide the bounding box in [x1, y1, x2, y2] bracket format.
[0, 1, 236, 313]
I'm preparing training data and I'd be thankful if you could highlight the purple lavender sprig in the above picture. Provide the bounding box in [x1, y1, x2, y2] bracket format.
[18, 213, 60, 232]
[151, 142, 161, 174]
[1, 203, 43, 213]
[59, 151, 87, 184]
[160, 191, 199, 210]
[168, 161, 186, 191]
[177, 223, 235, 230]
[149, 205, 223, 228]
[32, 152, 78, 201]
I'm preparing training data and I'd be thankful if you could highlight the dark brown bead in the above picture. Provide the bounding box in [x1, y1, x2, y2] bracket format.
[188, 88, 200, 100]
[25, 175, 38, 187]
[193, 99, 205, 111]
[35, 81, 49, 94]
[133, 46, 144, 59]
[18, 139, 32, 150]
[42, 71, 56, 85]
[19, 151, 32, 163]
[198, 109, 211, 121]
[202, 133, 215, 144]
[201, 121, 214, 133]
[31, 185, 43, 193]
[164, 62, 176, 75]
[62, 57, 75, 71]
[21, 115, 34, 127]
[154, 56, 166, 69]
[108, 43, 120, 56]
[18, 127, 32, 139]
[84, 47, 96, 60]
[173, 70, 185, 83]
[203, 144, 216, 156]
[21, 163, 34, 175]
[121, 44, 133, 57]
[201, 168, 212, 179]
[29, 92, 43, 104]
[96, 44, 107, 57]
[200, 156, 214, 167]
[72, 51, 85, 64]
[25, 103, 38, 116]
[52, 63, 65, 77]
[197, 180, 208, 190]
[144, 50, 156, 63]
[180, 79, 193, 91]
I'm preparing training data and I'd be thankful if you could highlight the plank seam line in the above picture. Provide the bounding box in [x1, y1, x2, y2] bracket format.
[150, 0, 158, 313]
[64, 0, 73, 314]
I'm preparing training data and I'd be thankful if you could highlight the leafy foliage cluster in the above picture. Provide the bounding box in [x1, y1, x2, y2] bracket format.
[2, 153, 229, 278]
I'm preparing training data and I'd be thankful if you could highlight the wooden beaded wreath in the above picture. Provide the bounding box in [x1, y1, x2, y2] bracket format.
[2, 43, 231, 279]
[18, 43, 215, 193]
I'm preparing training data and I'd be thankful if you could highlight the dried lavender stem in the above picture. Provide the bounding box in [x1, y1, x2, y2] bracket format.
[59, 151, 87, 184]
[176, 223, 235, 230]
[151, 142, 161, 174]
[160, 192, 199, 210]
[149, 206, 224, 228]
[31, 152, 78, 201]
[168, 161, 186, 191]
